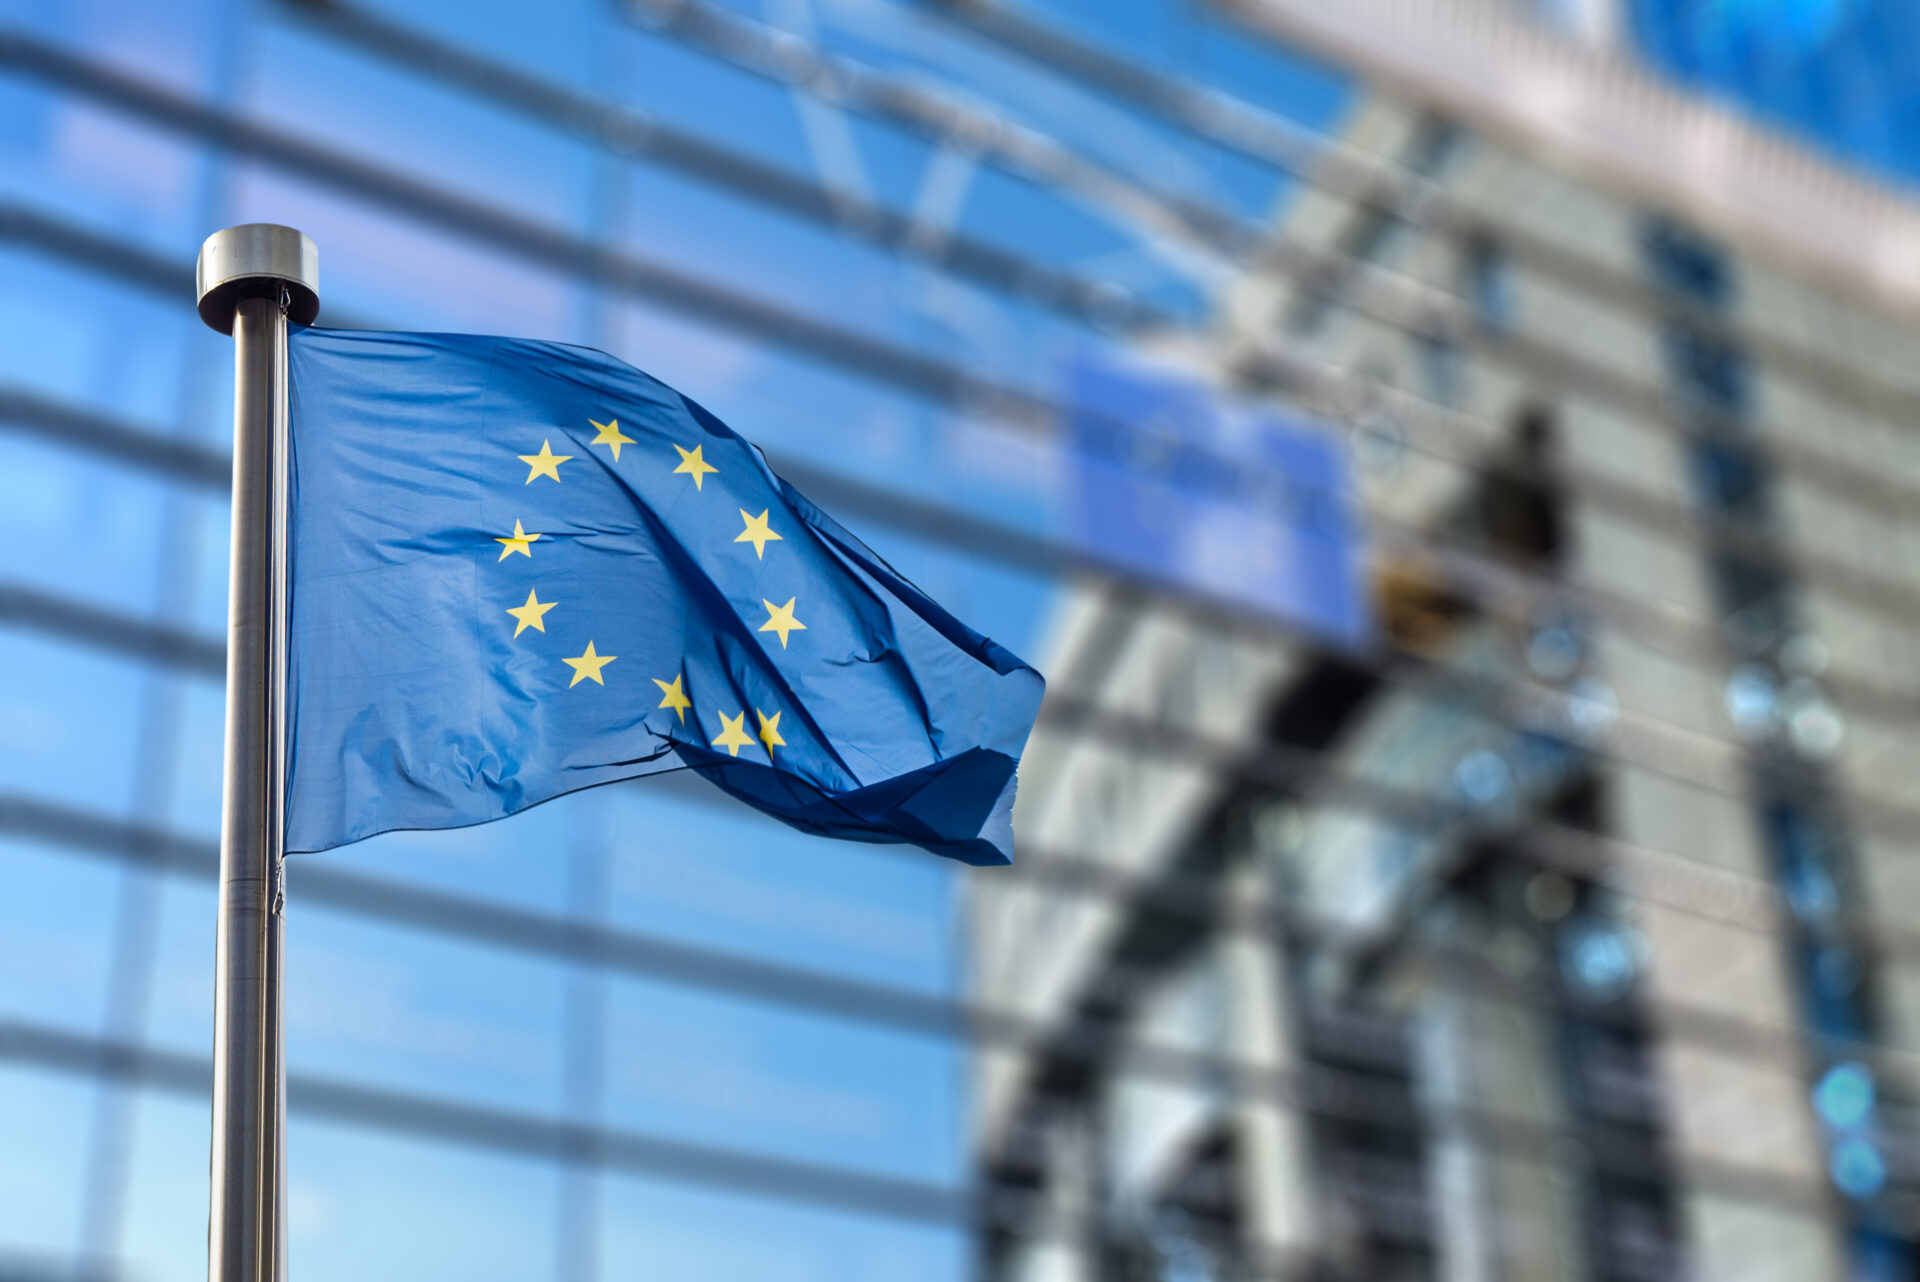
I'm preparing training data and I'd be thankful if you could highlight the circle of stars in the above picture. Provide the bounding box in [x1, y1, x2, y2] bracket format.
[488, 418, 807, 762]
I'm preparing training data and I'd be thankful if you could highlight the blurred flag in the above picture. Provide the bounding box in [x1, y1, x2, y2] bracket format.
[1066, 351, 1367, 645]
[284, 328, 1043, 865]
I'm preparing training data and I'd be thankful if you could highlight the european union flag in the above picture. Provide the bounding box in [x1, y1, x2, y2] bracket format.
[285, 328, 1044, 865]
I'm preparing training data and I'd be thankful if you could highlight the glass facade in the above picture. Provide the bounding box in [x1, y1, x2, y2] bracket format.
[4, 1, 1920, 1280]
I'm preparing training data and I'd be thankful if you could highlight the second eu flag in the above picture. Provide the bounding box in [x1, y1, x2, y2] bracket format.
[285, 328, 1043, 865]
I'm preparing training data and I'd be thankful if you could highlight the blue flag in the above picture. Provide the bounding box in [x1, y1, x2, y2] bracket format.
[285, 328, 1043, 865]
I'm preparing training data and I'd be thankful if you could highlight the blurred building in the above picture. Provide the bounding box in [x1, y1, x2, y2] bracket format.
[973, 6, 1920, 1281]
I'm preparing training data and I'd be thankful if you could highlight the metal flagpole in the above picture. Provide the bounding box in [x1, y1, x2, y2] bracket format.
[195, 224, 319, 1282]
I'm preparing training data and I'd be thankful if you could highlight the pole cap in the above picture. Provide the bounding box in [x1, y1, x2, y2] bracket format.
[195, 224, 320, 335]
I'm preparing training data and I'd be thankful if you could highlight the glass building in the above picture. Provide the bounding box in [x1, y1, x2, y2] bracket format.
[3, 1, 1920, 1279]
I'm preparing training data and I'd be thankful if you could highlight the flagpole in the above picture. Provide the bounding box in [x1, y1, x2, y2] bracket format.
[195, 224, 318, 1282]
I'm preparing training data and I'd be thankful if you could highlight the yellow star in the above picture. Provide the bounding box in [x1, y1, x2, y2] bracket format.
[758, 597, 807, 649]
[563, 640, 616, 687]
[756, 708, 786, 753]
[505, 588, 557, 637]
[673, 443, 718, 490]
[652, 673, 692, 725]
[711, 710, 754, 757]
[734, 508, 784, 559]
[589, 417, 635, 461]
[518, 439, 572, 484]
[495, 519, 542, 560]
